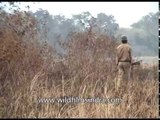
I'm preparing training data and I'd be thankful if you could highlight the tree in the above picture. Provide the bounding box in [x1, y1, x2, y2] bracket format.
[131, 12, 158, 55]
[95, 13, 119, 38]
[72, 11, 93, 32]
[72, 12, 119, 38]
[33, 9, 76, 55]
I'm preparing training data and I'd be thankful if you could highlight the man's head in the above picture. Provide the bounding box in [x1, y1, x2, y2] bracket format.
[121, 35, 128, 44]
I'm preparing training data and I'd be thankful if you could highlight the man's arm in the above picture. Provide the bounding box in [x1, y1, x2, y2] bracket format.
[129, 47, 132, 63]
[116, 56, 118, 66]
[129, 47, 133, 80]
[116, 48, 119, 66]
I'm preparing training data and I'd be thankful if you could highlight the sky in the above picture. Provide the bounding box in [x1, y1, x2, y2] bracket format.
[9, 2, 160, 28]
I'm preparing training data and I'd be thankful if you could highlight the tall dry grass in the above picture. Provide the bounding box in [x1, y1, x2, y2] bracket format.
[0, 10, 158, 118]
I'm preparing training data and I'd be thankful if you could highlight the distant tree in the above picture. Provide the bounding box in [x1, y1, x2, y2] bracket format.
[33, 9, 76, 55]
[72, 12, 119, 38]
[72, 12, 93, 31]
[94, 13, 119, 38]
[131, 12, 158, 55]
[131, 12, 158, 36]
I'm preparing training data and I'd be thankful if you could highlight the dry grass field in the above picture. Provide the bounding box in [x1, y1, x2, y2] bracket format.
[0, 10, 158, 118]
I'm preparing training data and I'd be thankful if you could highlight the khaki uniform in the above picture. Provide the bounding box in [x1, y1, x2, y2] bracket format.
[115, 43, 132, 90]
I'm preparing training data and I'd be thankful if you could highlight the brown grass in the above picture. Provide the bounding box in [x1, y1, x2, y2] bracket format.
[0, 10, 158, 118]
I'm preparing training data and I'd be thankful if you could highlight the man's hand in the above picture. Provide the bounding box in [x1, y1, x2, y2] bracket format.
[116, 57, 118, 66]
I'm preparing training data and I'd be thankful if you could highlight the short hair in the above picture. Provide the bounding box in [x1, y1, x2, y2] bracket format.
[122, 39, 127, 43]
[121, 35, 128, 44]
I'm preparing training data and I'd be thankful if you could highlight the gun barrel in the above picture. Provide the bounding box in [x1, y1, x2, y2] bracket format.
[131, 60, 142, 65]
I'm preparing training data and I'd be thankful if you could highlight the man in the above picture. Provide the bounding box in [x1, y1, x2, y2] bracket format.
[115, 35, 132, 90]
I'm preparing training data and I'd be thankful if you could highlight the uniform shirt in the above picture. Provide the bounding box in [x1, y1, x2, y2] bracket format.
[116, 43, 132, 64]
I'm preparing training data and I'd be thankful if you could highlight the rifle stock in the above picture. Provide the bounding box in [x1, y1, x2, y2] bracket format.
[131, 60, 142, 66]
[130, 60, 142, 80]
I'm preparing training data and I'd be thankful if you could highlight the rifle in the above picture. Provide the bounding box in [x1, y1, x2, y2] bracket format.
[130, 60, 142, 80]
[131, 60, 142, 66]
